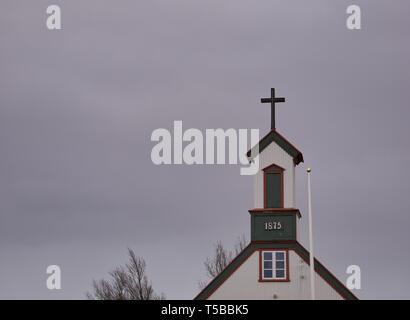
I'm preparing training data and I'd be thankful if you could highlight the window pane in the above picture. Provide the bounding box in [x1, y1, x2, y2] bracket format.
[264, 270, 273, 278]
[264, 261, 272, 269]
[276, 251, 285, 260]
[276, 261, 285, 269]
[263, 252, 272, 260]
[276, 270, 285, 278]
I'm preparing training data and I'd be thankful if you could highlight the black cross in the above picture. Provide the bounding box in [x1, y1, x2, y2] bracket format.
[261, 88, 285, 130]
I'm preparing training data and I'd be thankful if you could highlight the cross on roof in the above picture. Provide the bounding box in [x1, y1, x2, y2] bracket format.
[261, 88, 285, 130]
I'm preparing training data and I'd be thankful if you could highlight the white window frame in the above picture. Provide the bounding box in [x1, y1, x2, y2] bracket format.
[261, 250, 287, 280]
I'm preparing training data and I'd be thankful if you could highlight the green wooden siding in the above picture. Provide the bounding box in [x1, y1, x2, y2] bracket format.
[251, 214, 296, 241]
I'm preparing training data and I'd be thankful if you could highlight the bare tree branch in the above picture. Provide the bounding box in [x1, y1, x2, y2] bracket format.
[234, 234, 247, 255]
[86, 249, 165, 300]
[200, 235, 248, 289]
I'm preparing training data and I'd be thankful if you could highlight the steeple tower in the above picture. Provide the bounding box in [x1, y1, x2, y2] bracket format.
[247, 88, 303, 242]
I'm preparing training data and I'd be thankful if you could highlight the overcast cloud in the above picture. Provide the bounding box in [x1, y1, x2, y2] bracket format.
[1, 0, 409, 299]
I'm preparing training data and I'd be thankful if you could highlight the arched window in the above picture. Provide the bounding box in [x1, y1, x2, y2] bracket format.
[263, 163, 284, 208]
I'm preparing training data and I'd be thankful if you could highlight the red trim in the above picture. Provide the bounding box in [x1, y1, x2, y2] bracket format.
[247, 129, 275, 155]
[274, 130, 303, 156]
[258, 249, 290, 282]
[246, 129, 303, 161]
[249, 208, 297, 212]
[263, 169, 284, 208]
[194, 241, 358, 300]
[252, 241, 358, 300]
[294, 242, 359, 300]
[193, 243, 255, 300]
[263, 163, 286, 171]
[252, 240, 297, 244]
[249, 208, 301, 218]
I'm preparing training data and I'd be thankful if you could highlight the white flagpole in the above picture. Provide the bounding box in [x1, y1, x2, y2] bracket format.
[307, 168, 315, 300]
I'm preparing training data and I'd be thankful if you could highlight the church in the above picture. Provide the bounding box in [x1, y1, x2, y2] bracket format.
[195, 89, 358, 300]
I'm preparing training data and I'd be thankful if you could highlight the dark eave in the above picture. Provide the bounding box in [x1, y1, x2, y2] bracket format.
[249, 208, 302, 219]
[246, 130, 304, 165]
[194, 241, 358, 301]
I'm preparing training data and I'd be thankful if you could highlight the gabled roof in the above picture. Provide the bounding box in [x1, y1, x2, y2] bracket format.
[194, 241, 358, 300]
[263, 163, 286, 172]
[247, 130, 304, 165]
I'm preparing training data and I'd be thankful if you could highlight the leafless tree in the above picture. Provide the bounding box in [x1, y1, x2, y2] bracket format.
[233, 234, 248, 256]
[199, 235, 248, 289]
[86, 248, 165, 300]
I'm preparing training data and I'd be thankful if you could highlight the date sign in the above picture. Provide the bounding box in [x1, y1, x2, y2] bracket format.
[264, 221, 283, 231]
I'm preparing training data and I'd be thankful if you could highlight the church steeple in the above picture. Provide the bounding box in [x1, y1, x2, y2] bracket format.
[248, 88, 303, 242]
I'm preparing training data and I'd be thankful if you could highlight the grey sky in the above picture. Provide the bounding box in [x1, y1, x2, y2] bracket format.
[1, 0, 409, 299]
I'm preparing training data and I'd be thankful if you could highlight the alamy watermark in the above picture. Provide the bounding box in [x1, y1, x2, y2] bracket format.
[346, 264, 361, 290]
[46, 265, 61, 290]
[151, 121, 260, 175]
[45, 4, 362, 31]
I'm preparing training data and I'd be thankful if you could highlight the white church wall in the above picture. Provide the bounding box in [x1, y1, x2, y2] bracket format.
[207, 250, 344, 300]
[253, 143, 296, 208]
